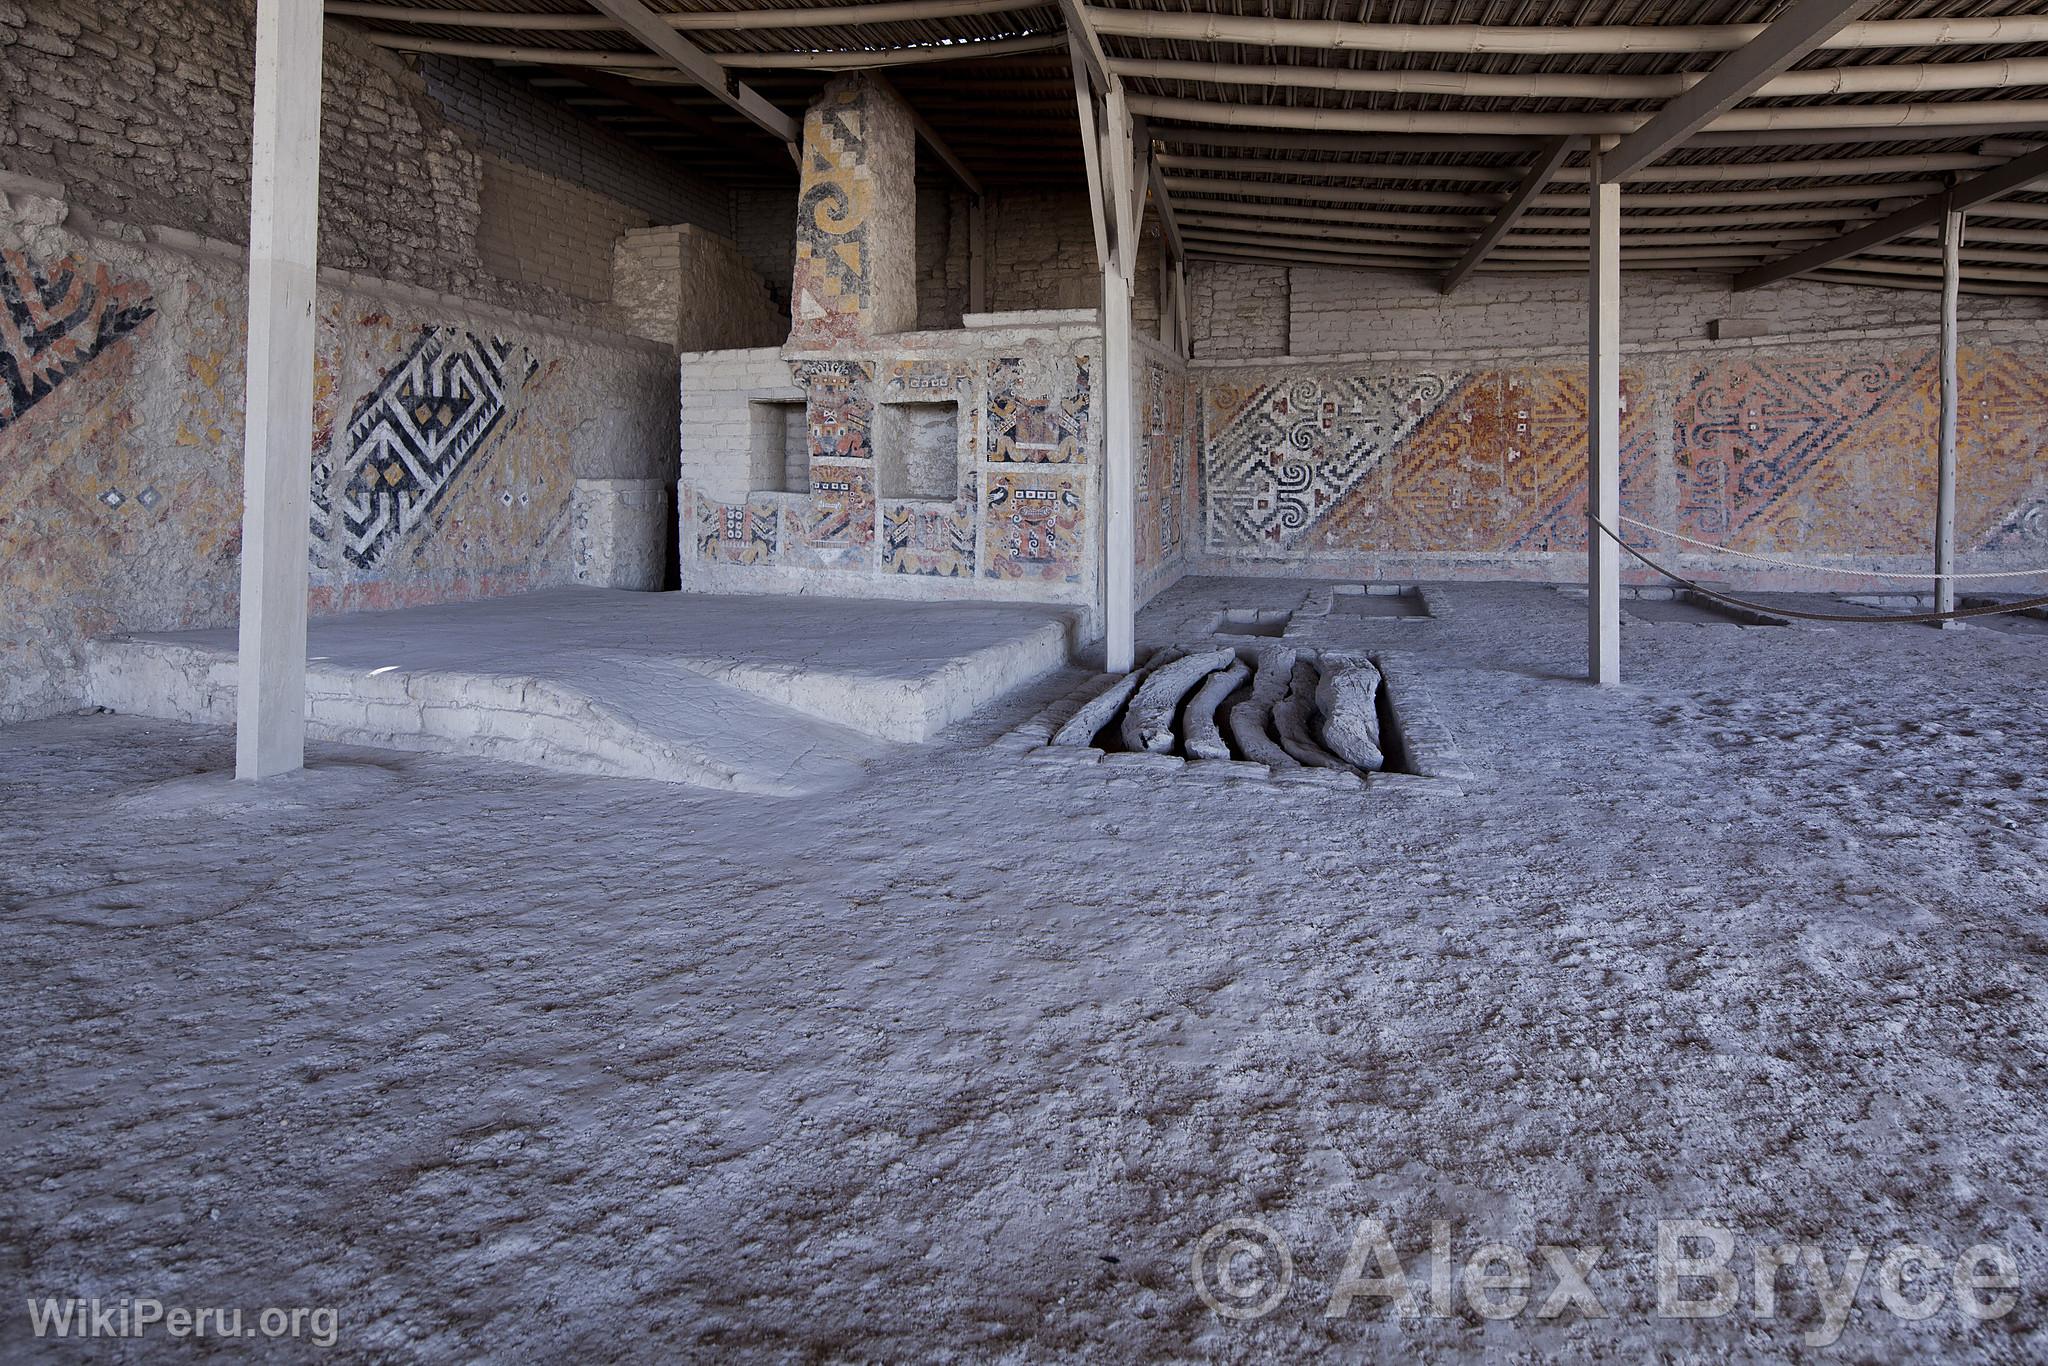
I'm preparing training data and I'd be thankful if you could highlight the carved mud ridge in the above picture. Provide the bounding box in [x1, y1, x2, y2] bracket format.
[1001, 647, 1475, 795]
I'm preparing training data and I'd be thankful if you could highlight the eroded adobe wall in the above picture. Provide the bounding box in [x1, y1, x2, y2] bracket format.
[1190, 263, 2048, 586]
[0, 1, 749, 723]
[613, 224, 786, 352]
[0, 1, 775, 321]
[0, 184, 675, 724]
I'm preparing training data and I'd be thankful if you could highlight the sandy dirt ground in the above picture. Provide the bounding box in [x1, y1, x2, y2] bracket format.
[2, 578, 2044, 1361]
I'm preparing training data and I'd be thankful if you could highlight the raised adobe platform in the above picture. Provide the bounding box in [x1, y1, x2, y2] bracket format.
[84, 589, 1080, 794]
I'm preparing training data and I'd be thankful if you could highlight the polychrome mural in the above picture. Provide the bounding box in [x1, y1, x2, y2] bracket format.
[986, 354, 1091, 463]
[986, 469, 1085, 582]
[696, 492, 780, 565]
[0, 248, 156, 431]
[1136, 357, 1196, 598]
[882, 501, 976, 577]
[1198, 349, 2048, 578]
[313, 325, 539, 569]
[794, 358, 873, 462]
[790, 83, 878, 345]
[688, 346, 1104, 592]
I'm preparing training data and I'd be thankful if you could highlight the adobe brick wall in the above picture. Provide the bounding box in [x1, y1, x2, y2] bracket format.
[613, 223, 784, 351]
[1, 0, 484, 299]
[480, 155, 652, 304]
[1190, 261, 1289, 359]
[0, 176, 676, 725]
[0, 1, 737, 724]
[0, 0, 774, 322]
[1185, 263, 2048, 589]
[1195, 260, 2048, 359]
[416, 53, 726, 233]
[732, 184, 796, 315]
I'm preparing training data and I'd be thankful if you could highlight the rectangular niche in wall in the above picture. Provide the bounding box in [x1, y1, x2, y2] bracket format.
[874, 400, 961, 501]
[749, 399, 809, 493]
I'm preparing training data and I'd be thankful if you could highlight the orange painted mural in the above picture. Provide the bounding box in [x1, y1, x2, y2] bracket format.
[1200, 349, 2048, 581]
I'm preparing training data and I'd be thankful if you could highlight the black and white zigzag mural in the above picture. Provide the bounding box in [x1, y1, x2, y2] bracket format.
[313, 327, 539, 568]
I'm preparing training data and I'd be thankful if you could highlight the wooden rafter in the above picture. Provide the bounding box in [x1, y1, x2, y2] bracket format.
[1440, 136, 1574, 294]
[573, 0, 796, 147]
[1736, 142, 2048, 289]
[1600, 0, 1883, 181]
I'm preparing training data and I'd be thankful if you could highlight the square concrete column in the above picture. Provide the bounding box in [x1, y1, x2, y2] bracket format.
[1587, 150, 1622, 686]
[234, 0, 324, 778]
[789, 75, 917, 345]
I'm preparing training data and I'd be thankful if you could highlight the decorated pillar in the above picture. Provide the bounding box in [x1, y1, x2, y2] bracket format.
[789, 75, 917, 345]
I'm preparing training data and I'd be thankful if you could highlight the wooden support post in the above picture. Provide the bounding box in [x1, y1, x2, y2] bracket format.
[1936, 205, 1964, 620]
[1441, 135, 1574, 294]
[235, 0, 324, 779]
[1101, 82, 1139, 674]
[1588, 147, 1622, 686]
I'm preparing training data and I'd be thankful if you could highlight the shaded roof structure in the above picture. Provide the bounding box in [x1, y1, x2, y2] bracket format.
[330, 0, 2048, 293]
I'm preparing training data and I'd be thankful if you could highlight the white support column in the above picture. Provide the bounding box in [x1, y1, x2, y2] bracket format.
[1936, 205, 1964, 620]
[235, 0, 324, 779]
[1588, 146, 1622, 686]
[1101, 83, 1139, 674]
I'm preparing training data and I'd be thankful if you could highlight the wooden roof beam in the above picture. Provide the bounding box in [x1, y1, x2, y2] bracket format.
[329, 0, 1043, 31]
[1441, 135, 1575, 294]
[537, 65, 740, 154]
[871, 74, 983, 197]
[576, 0, 796, 149]
[1601, 0, 1884, 182]
[1737, 141, 2048, 288]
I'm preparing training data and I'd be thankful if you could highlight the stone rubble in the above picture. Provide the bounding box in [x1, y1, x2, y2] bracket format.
[1050, 647, 1182, 748]
[1227, 646, 1301, 770]
[1120, 647, 1236, 754]
[1316, 658, 1388, 773]
[1181, 657, 1251, 761]
[1272, 658, 1352, 770]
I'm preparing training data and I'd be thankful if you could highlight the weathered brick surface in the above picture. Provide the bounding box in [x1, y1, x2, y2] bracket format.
[417, 54, 726, 233]
[1, 1, 482, 298]
[1205, 262, 2048, 359]
[0, 0, 776, 322]
[481, 155, 651, 304]
[1190, 261, 1289, 359]
[613, 223, 785, 350]
[971, 191, 1162, 328]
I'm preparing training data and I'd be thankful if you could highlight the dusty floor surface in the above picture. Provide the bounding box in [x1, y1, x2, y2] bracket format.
[3, 578, 2045, 1361]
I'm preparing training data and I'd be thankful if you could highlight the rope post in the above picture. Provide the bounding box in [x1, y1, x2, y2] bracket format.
[1587, 142, 1623, 685]
[1936, 202, 1964, 622]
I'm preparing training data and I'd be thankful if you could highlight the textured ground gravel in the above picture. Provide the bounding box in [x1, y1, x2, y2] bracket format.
[3, 579, 2044, 1361]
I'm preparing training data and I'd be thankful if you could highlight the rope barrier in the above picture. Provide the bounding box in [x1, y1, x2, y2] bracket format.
[1590, 519, 2048, 624]
[1615, 514, 2048, 581]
